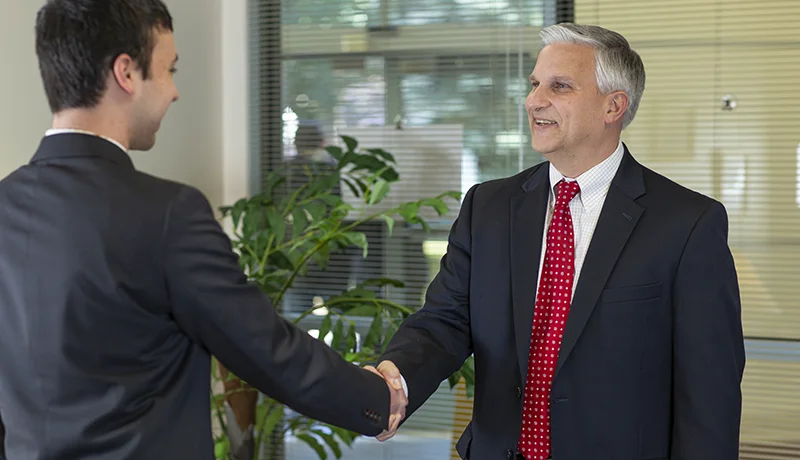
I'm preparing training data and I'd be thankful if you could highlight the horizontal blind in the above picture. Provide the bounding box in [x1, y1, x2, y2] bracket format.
[576, 0, 800, 458]
[252, 1, 563, 459]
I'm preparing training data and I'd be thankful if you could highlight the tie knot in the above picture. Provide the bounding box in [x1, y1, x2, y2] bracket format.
[555, 180, 580, 207]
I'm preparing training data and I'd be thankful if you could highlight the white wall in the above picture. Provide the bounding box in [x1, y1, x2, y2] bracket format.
[0, 0, 250, 213]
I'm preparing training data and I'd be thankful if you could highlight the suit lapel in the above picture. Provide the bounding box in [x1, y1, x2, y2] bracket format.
[510, 164, 550, 385]
[554, 148, 646, 378]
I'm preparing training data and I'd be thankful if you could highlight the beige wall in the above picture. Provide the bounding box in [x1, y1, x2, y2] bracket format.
[0, 0, 250, 213]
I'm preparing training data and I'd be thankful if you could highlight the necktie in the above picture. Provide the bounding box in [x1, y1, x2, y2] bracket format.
[518, 179, 581, 460]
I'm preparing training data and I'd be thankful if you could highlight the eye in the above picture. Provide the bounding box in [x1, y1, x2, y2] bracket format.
[530, 81, 539, 88]
[170, 68, 178, 75]
[553, 82, 569, 90]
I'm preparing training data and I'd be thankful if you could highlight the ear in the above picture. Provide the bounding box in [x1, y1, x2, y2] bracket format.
[110, 53, 139, 95]
[604, 90, 629, 125]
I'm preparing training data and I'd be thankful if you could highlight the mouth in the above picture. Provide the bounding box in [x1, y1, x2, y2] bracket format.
[533, 118, 558, 128]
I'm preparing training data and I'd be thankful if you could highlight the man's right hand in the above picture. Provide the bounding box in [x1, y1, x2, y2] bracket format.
[364, 360, 406, 441]
[364, 361, 406, 441]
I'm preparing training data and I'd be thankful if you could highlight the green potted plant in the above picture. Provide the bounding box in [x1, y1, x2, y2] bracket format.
[212, 135, 475, 460]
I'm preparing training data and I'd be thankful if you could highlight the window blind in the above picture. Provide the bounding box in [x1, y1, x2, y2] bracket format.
[576, 0, 800, 458]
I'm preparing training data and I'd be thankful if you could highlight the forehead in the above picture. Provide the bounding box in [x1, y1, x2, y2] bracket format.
[152, 31, 177, 60]
[532, 43, 596, 81]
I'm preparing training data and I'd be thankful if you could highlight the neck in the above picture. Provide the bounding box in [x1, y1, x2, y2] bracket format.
[51, 108, 130, 150]
[546, 136, 620, 178]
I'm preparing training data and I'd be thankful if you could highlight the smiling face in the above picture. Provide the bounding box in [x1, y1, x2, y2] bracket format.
[525, 42, 618, 164]
[129, 30, 180, 151]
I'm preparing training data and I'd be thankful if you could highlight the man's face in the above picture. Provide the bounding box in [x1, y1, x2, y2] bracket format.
[129, 30, 179, 151]
[525, 43, 609, 159]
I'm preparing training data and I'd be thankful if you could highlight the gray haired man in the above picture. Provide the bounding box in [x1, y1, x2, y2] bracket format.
[371, 22, 745, 460]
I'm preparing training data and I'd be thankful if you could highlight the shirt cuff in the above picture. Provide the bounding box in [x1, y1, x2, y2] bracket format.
[399, 374, 408, 398]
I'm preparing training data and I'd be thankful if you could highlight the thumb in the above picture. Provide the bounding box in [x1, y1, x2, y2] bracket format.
[378, 361, 403, 391]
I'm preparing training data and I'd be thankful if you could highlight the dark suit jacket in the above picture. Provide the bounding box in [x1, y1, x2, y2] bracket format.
[0, 133, 391, 459]
[380, 145, 746, 460]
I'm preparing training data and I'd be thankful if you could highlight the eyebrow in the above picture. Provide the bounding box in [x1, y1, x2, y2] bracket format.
[529, 74, 576, 85]
[172, 55, 179, 65]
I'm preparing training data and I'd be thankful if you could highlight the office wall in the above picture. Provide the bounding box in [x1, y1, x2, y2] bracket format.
[0, 0, 250, 212]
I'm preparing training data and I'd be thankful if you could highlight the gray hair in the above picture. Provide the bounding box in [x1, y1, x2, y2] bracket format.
[540, 23, 646, 130]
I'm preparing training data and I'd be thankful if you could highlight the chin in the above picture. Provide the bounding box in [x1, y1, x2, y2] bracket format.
[531, 140, 558, 156]
[130, 133, 158, 152]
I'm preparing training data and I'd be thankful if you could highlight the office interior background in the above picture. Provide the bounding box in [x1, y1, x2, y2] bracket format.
[1, 0, 799, 458]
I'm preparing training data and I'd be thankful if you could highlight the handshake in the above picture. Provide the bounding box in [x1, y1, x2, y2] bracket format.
[364, 360, 406, 442]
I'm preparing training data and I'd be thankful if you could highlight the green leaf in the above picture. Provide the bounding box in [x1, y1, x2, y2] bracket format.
[306, 202, 327, 222]
[380, 215, 395, 236]
[380, 168, 399, 182]
[447, 372, 460, 390]
[230, 198, 248, 229]
[309, 172, 341, 196]
[342, 178, 361, 197]
[438, 190, 462, 201]
[266, 210, 286, 243]
[331, 319, 344, 351]
[363, 277, 405, 288]
[261, 404, 285, 441]
[330, 427, 357, 447]
[296, 433, 328, 460]
[319, 194, 341, 207]
[291, 207, 308, 239]
[345, 286, 376, 299]
[341, 232, 368, 258]
[363, 312, 383, 348]
[319, 315, 333, 341]
[368, 179, 390, 205]
[342, 304, 378, 317]
[341, 135, 358, 152]
[381, 321, 399, 352]
[422, 197, 448, 216]
[398, 202, 421, 223]
[351, 154, 385, 172]
[366, 147, 396, 163]
[214, 437, 230, 460]
[345, 323, 357, 352]
[313, 429, 344, 459]
[325, 146, 344, 161]
[310, 241, 331, 270]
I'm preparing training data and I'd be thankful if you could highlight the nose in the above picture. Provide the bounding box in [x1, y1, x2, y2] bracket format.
[526, 86, 550, 113]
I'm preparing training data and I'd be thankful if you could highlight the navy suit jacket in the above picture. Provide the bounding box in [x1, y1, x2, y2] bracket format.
[0, 133, 391, 459]
[380, 145, 745, 460]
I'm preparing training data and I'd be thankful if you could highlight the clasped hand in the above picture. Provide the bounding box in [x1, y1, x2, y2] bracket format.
[364, 360, 405, 442]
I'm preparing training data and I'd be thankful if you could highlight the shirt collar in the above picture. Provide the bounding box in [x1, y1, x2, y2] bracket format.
[548, 140, 625, 212]
[45, 128, 128, 154]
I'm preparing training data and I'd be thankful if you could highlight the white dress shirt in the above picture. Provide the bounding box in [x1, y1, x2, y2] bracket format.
[45, 128, 128, 153]
[536, 140, 625, 301]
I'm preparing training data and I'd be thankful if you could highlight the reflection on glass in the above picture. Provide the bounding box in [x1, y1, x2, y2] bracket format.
[282, 0, 381, 27]
[388, 0, 545, 26]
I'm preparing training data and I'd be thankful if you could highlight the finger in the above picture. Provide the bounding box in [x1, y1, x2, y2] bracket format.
[376, 429, 396, 442]
[377, 361, 403, 391]
[363, 365, 380, 376]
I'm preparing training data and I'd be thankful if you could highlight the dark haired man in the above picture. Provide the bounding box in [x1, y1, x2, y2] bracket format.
[0, 1, 405, 458]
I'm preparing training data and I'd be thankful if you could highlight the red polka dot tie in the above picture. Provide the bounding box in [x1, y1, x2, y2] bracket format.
[518, 179, 581, 460]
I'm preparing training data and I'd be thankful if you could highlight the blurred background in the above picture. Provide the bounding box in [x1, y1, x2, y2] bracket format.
[2, 0, 799, 458]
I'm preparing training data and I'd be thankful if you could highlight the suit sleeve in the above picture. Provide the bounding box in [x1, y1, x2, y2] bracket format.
[0, 415, 5, 460]
[379, 184, 477, 417]
[671, 200, 746, 460]
[163, 186, 390, 436]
